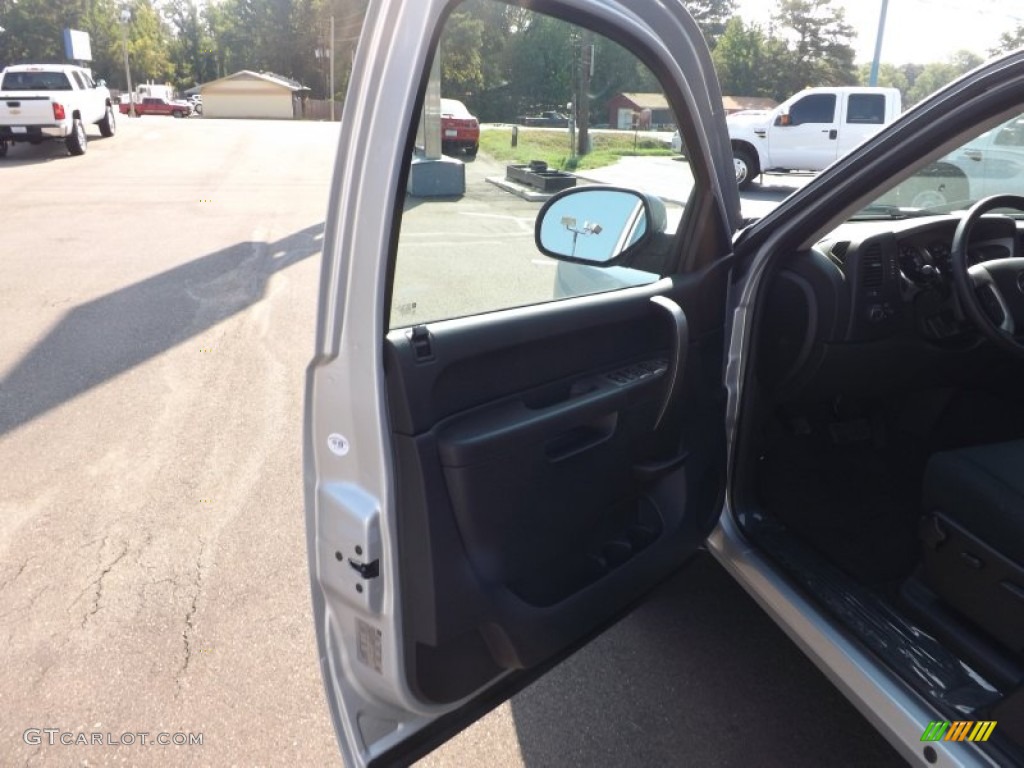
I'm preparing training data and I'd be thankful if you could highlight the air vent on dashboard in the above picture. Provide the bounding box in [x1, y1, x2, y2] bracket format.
[830, 241, 850, 263]
[861, 244, 884, 287]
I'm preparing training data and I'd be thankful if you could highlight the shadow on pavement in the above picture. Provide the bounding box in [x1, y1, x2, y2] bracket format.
[0, 138, 81, 165]
[509, 553, 904, 767]
[0, 223, 323, 436]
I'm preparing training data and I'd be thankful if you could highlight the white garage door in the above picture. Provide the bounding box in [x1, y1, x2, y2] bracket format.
[203, 92, 292, 119]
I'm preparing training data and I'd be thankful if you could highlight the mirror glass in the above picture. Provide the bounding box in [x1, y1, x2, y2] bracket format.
[537, 189, 650, 263]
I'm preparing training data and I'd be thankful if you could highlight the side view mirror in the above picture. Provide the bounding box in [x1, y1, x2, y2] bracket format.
[96, 79, 107, 88]
[534, 187, 667, 266]
[775, 113, 791, 127]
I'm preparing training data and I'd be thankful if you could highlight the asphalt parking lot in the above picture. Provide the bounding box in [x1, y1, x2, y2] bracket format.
[0, 117, 900, 767]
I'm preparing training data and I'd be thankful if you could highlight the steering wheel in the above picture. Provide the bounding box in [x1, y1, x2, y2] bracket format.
[951, 194, 1024, 357]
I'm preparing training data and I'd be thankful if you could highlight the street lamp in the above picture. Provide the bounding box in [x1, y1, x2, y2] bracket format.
[560, 216, 602, 258]
[119, 8, 135, 118]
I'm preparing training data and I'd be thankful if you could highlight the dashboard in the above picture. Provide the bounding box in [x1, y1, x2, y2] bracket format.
[822, 214, 1019, 343]
[896, 238, 951, 284]
[757, 212, 1024, 400]
[896, 227, 1015, 286]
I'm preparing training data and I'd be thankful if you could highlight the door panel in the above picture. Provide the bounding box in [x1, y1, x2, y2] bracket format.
[387, 270, 729, 702]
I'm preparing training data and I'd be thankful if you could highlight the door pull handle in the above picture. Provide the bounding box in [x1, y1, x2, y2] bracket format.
[649, 295, 689, 431]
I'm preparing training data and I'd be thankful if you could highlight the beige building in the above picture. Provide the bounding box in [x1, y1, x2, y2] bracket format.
[199, 71, 307, 119]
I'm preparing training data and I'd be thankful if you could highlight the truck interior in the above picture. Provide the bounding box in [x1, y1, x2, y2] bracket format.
[731, 119, 1024, 760]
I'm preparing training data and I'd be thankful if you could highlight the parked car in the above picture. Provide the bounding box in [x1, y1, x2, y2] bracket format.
[0, 64, 115, 156]
[927, 114, 1024, 206]
[867, 114, 1024, 212]
[187, 95, 203, 115]
[306, 1, 1024, 766]
[440, 97, 479, 156]
[728, 86, 903, 188]
[119, 96, 192, 118]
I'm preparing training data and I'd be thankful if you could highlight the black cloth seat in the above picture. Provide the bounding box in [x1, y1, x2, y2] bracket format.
[924, 439, 1024, 565]
[921, 439, 1024, 653]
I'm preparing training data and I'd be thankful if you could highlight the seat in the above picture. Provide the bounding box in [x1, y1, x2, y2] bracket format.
[920, 439, 1024, 654]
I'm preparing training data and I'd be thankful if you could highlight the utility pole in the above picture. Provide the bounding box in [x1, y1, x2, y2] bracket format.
[869, 0, 889, 86]
[577, 34, 592, 157]
[569, 30, 578, 159]
[329, 15, 335, 121]
[120, 8, 135, 118]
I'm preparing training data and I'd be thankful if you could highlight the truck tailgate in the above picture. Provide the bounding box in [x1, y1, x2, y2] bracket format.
[0, 95, 57, 128]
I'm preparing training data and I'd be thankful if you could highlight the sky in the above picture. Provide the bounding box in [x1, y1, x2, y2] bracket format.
[736, 0, 1024, 65]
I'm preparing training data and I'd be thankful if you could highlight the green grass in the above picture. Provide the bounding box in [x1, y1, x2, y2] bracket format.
[479, 127, 674, 171]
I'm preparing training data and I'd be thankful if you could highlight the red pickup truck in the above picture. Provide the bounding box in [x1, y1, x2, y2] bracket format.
[119, 97, 192, 118]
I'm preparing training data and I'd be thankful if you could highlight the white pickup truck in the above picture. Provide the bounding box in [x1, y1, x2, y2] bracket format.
[729, 86, 902, 188]
[0, 64, 116, 157]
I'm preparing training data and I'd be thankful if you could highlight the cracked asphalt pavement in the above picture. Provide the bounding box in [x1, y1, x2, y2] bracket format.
[0, 118, 339, 766]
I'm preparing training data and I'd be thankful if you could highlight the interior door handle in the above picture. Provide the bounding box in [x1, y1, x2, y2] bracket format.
[649, 295, 688, 431]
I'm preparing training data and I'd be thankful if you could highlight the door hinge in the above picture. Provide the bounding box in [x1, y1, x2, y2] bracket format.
[409, 324, 435, 362]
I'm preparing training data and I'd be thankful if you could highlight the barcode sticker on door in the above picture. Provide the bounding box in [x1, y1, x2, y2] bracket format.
[356, 619, 383, 673]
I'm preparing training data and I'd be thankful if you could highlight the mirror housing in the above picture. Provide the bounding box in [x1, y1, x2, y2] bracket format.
[534, 187, 667, 266]
[775, 112, 791, 127]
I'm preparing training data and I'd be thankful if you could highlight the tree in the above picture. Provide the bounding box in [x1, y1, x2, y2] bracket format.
[0, 0, 145, 90]
[905, 50, 983, 107]
[504, 13, 575, 116]
[684, 0, 737, 48]
[440, 10, 485, 102]
[290, 0, 331, 98]
[771, 0, 857, 93]
[125, 0, 173, 84]
[83, 0, 127, 88]
[167, 0, 217, 87]
[712, 17, 788, 98]
[990, 24, 1024, 56]
[589, 35, 660, 106]
[856, 61, 909, 95]
[469, 2, 524, 121]
[0, 0, 90, 65]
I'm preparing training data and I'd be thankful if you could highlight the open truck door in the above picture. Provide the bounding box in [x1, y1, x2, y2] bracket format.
[304, 1, 742, 764]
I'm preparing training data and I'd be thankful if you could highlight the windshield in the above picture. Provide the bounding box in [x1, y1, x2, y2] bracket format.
[1, 71, 73, 91]
[854, 111, 1024, 218]
[439, 98, 472, 118]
